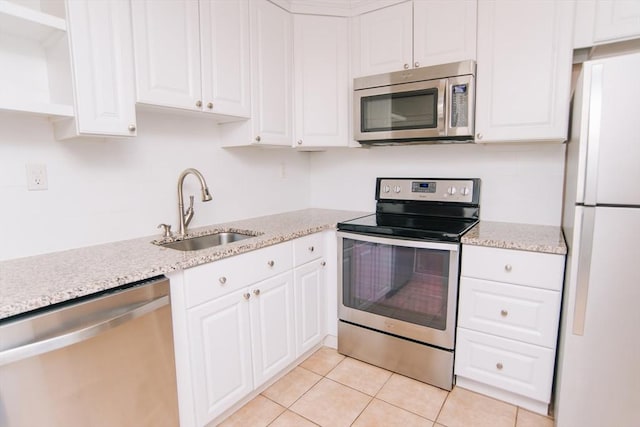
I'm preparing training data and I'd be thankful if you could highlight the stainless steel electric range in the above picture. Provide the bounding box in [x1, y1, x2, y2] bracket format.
[337, 177, 480, 390]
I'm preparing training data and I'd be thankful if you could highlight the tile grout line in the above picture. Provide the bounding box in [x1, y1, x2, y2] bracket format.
[433, 386, 452, 426]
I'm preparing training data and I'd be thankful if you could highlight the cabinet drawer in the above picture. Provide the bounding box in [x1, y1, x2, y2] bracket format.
[184, 242, 293, 308]
[458, 277, 561, 348]
[461, 245, 564, 291]
[455, 328, 555, 403]
[293, 233, 324, 266]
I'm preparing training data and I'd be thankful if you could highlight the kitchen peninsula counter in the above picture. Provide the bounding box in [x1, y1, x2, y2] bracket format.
[0, 209, 368, 320]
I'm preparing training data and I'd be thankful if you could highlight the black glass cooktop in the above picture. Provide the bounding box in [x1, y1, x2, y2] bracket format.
[338, 213, 478, 242]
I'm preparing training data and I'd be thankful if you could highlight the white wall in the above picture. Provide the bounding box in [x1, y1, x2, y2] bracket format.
[0, 111, 311, 261]
[309, 142, 566, 226]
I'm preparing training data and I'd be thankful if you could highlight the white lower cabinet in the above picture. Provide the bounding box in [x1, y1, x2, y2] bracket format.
[187, 287, 253, 426]
[455, 245, 565, 415]
[249, 272, 296, 386]
[294, 258, 326, 356]
[170, 232, 329, 426]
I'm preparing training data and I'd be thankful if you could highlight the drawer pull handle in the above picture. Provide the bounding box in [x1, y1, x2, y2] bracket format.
[500, 309, 508, 317]
[219, 277, 227, 285]
[267, 260, 275, 267]
[504, 264, 513, 272]
[243, 293, 250, 300]
[496, 362, 504, 370]
[253, 289, 261, 296]
[321, 261, 326, 267]
[309, 246, 314, 252]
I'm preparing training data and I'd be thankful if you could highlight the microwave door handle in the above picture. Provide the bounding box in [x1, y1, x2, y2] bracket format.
[438, 79, 447, 136]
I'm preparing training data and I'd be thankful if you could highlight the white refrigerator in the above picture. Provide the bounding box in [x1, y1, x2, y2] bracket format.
[555, 51, 640, 426]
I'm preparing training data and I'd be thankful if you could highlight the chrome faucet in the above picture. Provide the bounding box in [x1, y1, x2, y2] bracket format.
[177, 168, 212, 237]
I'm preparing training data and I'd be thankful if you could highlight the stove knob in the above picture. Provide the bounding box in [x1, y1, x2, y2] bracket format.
[447, 186, 457, 195]
[394, 185, 401, 193]
[383, 185, 391, 193]
[461, 187, 470, 196]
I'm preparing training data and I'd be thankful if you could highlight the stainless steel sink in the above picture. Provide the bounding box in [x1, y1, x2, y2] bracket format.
[158, 231, 256, 251]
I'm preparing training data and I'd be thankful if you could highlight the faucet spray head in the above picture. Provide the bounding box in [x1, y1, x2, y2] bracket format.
[202, 187, 212, 202]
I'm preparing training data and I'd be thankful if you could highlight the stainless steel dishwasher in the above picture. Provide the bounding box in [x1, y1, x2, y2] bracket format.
[0, 276, 179, 427]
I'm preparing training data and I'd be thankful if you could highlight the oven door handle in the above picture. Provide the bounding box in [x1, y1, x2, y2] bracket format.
[337, 231, 459, 252]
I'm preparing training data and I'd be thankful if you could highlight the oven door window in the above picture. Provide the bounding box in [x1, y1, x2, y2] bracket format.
[342, 238, 450, 330]
[360, 89, 438, 133]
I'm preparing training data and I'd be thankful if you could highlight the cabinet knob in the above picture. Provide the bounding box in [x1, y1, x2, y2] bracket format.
[500, 309, 508, 317]
[504, 264, 513, 272]
[308, 246, 314, 252]
[219, 277, 227, 285]
[255, 135, 261, 142]
[297, 140, 303, 145]
[476, 133, 483, 140]
[414, 61, 420, 68]
[196, 100, 202, 108]
[207, 102, 213, 109]
[253, 289, 261, 296]
[128, 124, 136, 132]
[243, 293, 251, 300]
[267, 260, 275, 267]
[403, 63, 410, 70]
[496, 362, 504, 370]
[321, 261, 326, 267]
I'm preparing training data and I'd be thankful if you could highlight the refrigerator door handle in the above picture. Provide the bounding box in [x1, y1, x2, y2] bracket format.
[584, 63, 603, 206]
[573, 207, 596, 335]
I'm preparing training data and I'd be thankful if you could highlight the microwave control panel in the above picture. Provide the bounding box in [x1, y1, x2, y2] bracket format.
[450, 83, 469, 128]
[377, 178, 478, 203]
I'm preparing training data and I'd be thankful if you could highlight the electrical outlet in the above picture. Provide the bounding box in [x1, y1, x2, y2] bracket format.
[26, 164, 48, 191]
[279, 162, 287, 179]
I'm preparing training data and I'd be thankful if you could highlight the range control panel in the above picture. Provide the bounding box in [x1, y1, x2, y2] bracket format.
[377, 178, 477, 203]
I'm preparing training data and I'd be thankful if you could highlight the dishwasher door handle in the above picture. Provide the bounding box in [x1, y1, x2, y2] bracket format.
[0, 295, 169, 367]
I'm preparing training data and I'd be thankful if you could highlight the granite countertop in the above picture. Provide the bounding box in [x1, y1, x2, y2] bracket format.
[0, 208, 368, 321]
[462, 221, 567, 255]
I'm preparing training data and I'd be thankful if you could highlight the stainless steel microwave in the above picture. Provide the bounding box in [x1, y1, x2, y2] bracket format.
[354, 60, 475, 145]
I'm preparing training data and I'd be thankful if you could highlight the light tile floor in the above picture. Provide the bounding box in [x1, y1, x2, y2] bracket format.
[218, 347, 554, 427]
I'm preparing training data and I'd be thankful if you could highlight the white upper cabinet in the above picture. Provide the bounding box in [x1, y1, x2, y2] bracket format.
[55, 0, 137, 139]
[354, 1, 413, 77]
[249, 0, 293, 146]
[574, 0, 640, 48]
[131, 0, 202, 111]
[474, 0, 574, 143]
[220, 0, 293, 147]
[293, 14, 349, 149]
[131, 0, 250, 120]
[413, 0, 477, 68]
[353, 0, 476, 77]
[199, 0, 251, 118]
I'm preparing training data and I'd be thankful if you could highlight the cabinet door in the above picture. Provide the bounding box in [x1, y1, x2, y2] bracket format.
[475, 0, 574, 143]
[188, 288, 253, 426]
[249, 0, 293, 146]
[293, 14, 349, 148]
[131, 0, 202, 110]
[413, 0, 477, 67]
[574, 0, 640, 47]
[294, 259, 326, 356]
[65, 0, 136, 136]
[200, 0, 251, 118]
[355, 1, 412, 77]
[249, 271, 296, 387]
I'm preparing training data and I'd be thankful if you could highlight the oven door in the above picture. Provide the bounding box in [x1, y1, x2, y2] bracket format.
[354, 79, 446, 142]
[337, 231, 459, 349]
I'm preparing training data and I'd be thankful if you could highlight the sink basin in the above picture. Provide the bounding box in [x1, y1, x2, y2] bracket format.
[159, 231, 256, 251]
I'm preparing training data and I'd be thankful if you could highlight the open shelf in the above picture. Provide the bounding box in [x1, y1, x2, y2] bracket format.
[0, 0, 66, 42]
[0, 101, 73, 118]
